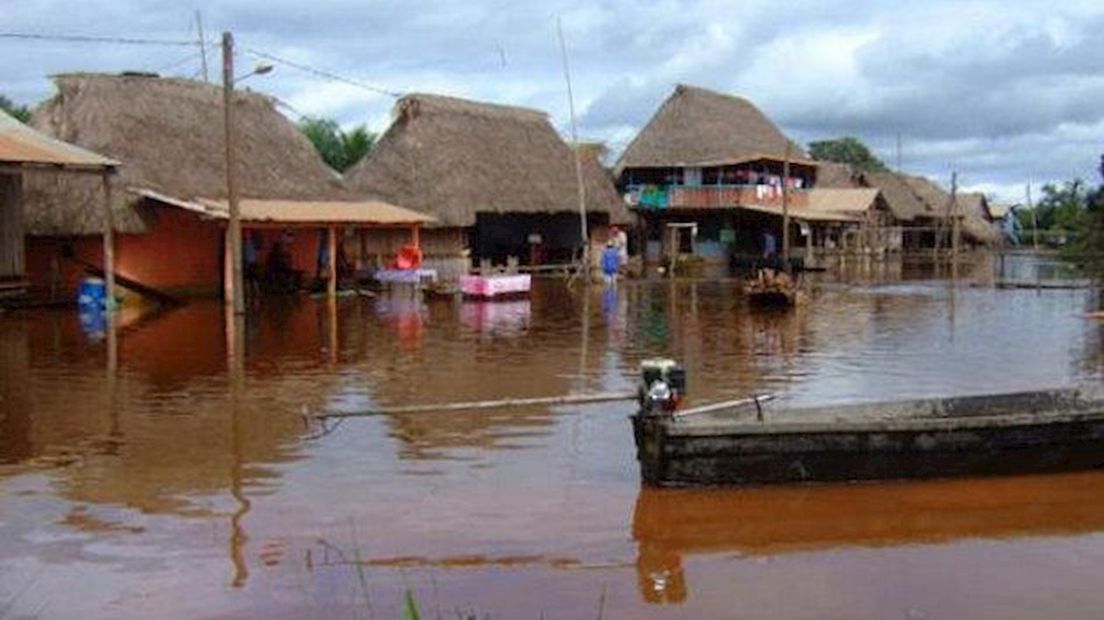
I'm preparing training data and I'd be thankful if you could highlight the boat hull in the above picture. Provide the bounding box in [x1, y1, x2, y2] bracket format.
[632, 388, 1104, 486]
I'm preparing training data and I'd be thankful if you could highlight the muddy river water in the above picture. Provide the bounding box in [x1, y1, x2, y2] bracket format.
[1, 256, 1102, 619]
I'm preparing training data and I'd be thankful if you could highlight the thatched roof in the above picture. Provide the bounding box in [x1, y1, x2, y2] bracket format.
[614, 84, 806, 173]
[23, 73, 349, 235]
[856, 171, 929, 222]
[900, 176, 1000, 245]
[814, 162, 861, 189]
[345, 93, 627, 228]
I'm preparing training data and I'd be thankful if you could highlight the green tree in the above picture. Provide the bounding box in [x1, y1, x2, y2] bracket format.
[808, 137, 888, 172]
[1080, 155, 1104, 271]
[299, 116, 375, 172]
[1015, 180, 1090, 238]
[0, 94, 31, 123]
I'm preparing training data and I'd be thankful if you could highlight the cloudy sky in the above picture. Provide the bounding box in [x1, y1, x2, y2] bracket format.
[3, 0, 1102, 202]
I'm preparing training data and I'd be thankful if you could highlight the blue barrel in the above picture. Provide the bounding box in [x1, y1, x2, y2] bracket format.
[77, 277, 107, 308]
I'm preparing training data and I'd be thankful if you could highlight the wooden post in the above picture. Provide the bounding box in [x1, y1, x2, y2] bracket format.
[101, 171, 116, 310]
[805, 221, 813, 266]
[782, 142, 791, 269]
[950, 172, 960, 263]
[1027, 182, 1038, 250]
[327, 225, 337, 297]
[222, 31, 245, 315]
[411, 223, 421, 248]
[196, 10, 209, 83]
[557, 17, 589, 278]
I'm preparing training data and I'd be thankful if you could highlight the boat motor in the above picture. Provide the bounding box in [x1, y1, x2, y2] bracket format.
[638, 358, 686, 417]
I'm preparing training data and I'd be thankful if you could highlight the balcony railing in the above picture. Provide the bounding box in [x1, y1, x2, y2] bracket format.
[626, 184, 810, 210]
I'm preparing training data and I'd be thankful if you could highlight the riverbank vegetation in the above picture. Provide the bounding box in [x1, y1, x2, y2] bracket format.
[1015, 155, 1104, 274]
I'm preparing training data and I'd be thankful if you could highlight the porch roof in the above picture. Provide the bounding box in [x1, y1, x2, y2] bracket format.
[0, 109, 118, 171]
[134, 188, 434, 226]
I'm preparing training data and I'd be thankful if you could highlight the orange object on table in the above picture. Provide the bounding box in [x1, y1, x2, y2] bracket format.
[393, 244, 423, 270]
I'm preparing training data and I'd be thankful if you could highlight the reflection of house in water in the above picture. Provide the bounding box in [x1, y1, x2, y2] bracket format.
[0, 303, 339, 512]
[632, 473, 1104, 605]
[460, 300, 531, 336]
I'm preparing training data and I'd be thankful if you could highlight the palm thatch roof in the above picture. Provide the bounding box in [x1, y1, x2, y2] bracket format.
[345, 93, 627, 228]
[23, 73, 348, 235]
[856, 171, 929, 222]
[900, 175, 1000, 245]
[814, 162, 861, 189]
[614, 84, 807, 173]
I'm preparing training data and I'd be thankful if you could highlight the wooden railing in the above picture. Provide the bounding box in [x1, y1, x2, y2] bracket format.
[628, 184, 810, 210]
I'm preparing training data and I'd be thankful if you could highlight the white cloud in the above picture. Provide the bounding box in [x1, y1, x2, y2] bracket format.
[2, 0, 1102, 191]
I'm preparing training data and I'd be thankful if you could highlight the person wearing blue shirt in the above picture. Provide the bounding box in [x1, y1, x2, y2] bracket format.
[601, 240, 621, 286]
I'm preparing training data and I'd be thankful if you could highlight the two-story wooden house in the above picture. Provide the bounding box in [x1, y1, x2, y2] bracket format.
[615, 85, 890, 268]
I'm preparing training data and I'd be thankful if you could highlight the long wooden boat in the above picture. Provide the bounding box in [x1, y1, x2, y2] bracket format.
[632, 385, 1104, 486]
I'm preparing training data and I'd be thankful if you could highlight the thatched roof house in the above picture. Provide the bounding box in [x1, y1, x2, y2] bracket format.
[614, 84, 808, 173]
[857, 171, 930, 222]
[813, 162, 862, 189]
[24, 73, 349, 235]
[900, 175, 1000, 244]
[345, 93, 628, 228]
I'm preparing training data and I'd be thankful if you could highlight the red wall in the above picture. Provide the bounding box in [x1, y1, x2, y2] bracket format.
[25, 205, 326, 300]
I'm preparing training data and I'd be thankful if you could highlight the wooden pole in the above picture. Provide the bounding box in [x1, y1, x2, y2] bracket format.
[557, 16, 589, 279]
[327, 225, 338, 297]
[196, 10, 209, 83]
[411, 223, 421, 248]
[951, 172, 960, 263]
[805, 221, 813, 266]
[101, 171, 116, 310]
[312, 390, 637, 420]
[1027, 182, 1038, 250]
[782, 142, 791, 269]
[222, 32, 245, 315]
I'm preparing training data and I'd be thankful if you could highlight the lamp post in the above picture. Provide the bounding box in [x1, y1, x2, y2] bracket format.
[222, 30, 273, 314]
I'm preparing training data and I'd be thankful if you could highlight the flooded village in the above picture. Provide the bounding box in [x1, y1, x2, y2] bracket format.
[2, 5, 1104, 620]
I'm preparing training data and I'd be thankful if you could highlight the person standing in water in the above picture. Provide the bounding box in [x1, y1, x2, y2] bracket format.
[601, 240, 621, 286]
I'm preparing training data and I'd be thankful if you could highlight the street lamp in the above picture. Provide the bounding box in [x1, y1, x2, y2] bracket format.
[235, 63, 274, 84]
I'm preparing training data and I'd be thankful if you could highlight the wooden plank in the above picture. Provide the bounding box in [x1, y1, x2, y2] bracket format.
[0, 172, 23, 280]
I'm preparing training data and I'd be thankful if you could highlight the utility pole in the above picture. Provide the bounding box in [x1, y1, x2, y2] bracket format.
[782, 141, 791, 268]
[950, 172, 960, 262]
[222, 31, 244, 315]
[895, 132, 902, 173]
[1027, 182, 1038, 250]
[557, 16, 589, 279]
[196, 11, 209, 83]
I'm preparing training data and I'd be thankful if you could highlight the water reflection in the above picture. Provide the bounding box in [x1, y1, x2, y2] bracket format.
[0, 257, 1102, 618]
[632, 472, 1104, 605]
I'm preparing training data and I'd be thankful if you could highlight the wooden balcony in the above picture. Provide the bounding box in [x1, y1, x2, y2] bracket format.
[628, 184, 810, 210]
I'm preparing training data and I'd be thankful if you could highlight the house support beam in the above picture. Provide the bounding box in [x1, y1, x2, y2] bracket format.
[327, 225, 338, 298]
[101, 172, 116, 310]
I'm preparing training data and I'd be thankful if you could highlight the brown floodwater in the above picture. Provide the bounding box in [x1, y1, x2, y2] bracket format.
[1, 256, 1102, 619]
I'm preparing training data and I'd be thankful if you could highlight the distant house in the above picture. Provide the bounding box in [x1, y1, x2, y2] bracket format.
[23, 73, 431, 300]
[345, 93, 629, 271]
[899, 175, 1002, 249]
[614, 85, 888, 265]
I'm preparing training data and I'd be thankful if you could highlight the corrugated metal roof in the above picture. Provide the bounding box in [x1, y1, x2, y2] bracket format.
[806, 188, 880, 215]
[200, 198, 435, 225]
[0, 109, 118, 168]
[133, 189, 434, 225]
[727, 188, 877, 223]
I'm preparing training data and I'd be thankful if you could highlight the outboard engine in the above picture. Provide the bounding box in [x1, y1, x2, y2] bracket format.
[638, 358, 686, 417]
